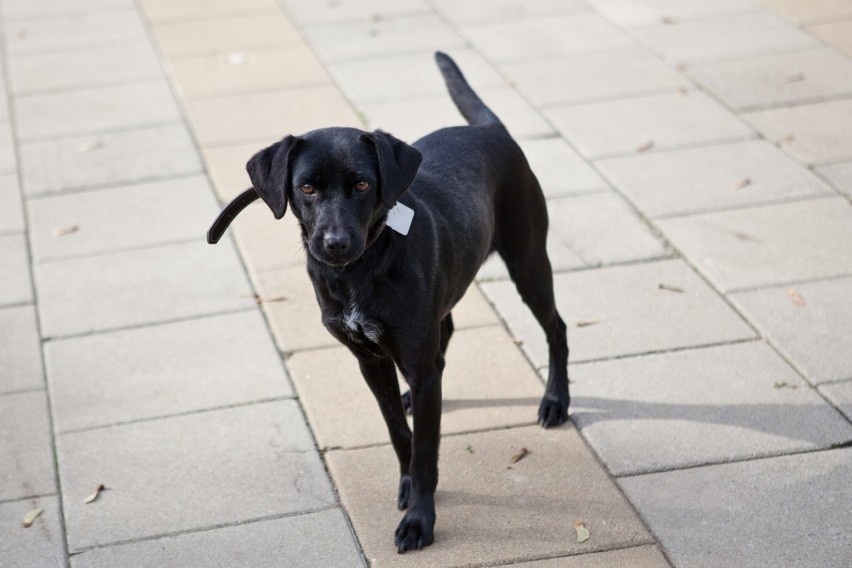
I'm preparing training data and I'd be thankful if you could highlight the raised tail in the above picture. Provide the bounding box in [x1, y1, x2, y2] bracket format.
[435, 51, 502, 127]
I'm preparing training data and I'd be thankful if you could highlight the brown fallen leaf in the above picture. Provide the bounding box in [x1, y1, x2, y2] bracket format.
[512, 337, 524, 347]
[465, 445, 475, 454]
[22, 508, 43, 528]
[636, 140, 654, 152]
[658, 283, 685, 293]
[51, 225, 79, 237]
[732, 231, 760, 243]
[77, 140, 104, 153]
[510, 447, 530, 464]
[787, 288, 805, 306]
[84, 484, 106, 504]
[257, 295, 287, 304]
[574, 520, 590, 543]
[675, 62, 688, 72]
[732, 177, 751, 191]
[774, 381, 799, 390]
[780, 133, 795, 144]
[576, 320, 600, 328]
[677, 86, 689, 96]
[784, 72, 805, 83]
[15, 29, 27, 40]
[660, 15, 676, 24]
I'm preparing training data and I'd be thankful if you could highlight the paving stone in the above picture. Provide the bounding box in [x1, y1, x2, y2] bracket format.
[282, 0, 430, 25]
[2, 0, 133, 20]
[762, 0, 852, 24]
[657, 198, 852, 292]
[46, 310, 291, 433]
[330, 48, 506, 104]
[584, 0, 761, 27]
[359, 87, 553, 143]
[571, 341, 852, 476]
[0, 173, 24, 233]
[819, 380, 852, 421]
[183, 86, 363, 147]
[0, 391, 55, 501]
[462, 12, 633, 63]
[817, 160, 852, 197]
[0, 122, 17, 172]
[730, 277, 852, 385]
[596, 139, 833, 218]
[807, 19, 852, 58]
[0, 305, 44, 395]
[632, 11, 819, 64]
[70, 508, 364, 568]
[518, 138, 610, 199]
[230, 206, 307, 273]
[327, 426, 653, 566]
[478, 192, 669, 280]
[4, 9, 147, 55]
[304, 14, 466, 62]
[139, 0, 279, 24]
[15, 81, 181, 141]
[482, 259, 755, 368]
[7, 42, 163, 95]
[20, 124, 202, 196]
[150, 13, 302, 58]
[35, 240, 254, 338]
[620, 449, 852, 568]
[57, 401, 333, 552]
[0, 233, 32, 307]
[511, 545, 671, 567]
[199, 142, 259, 201]
[166, 45, 332, 100]
[0, 496, 66, 568]
[744, 99, 852, 165]
[547, 91, 754, 160]
[27, 175, 220, 262]
[433, 0, 588, 25]
[503, 48, 691, 108]
[287, 326, 545, 449]
[688, 48, 852, 111]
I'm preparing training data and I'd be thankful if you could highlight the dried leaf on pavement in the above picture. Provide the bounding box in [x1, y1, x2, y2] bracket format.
[787, 288, 805, 306]
[774, 381, 798, 390]
[510, 447, 530, 464]
[731, 177, 751, 190]
[22, 508, 43, 528]
[784, 72, 805, 83]
[574, 520, 590, 543]
[84, 484, 106, 504]
[636, 140, 654, 152]
[658, 283, 685, 293]
[576, 320, 600, 328]
[51, 225, 79, 237]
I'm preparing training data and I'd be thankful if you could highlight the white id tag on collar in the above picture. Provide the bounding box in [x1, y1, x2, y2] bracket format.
[386, 202, 414, 235]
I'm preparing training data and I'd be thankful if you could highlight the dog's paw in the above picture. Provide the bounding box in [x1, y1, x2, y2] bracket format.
[537, 396, 569, 428]
[394, 508, 435, 553]
[401, 390, 412, 415]
[397, 475, 411, 510]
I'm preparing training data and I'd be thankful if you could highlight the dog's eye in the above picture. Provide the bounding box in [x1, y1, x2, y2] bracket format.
[355, 181, 370, 192]
[299, 184, 315, 195]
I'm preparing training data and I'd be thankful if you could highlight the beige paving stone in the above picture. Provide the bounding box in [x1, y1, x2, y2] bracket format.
[138, 0, 280, 23]
[450, 284, 502, 328]
[0, 391, 55, 501]
[518, 138, 610, 199]
[150, 13, 302, 59]
[231, 206, 307, 273]
[0, 306, 44, 394]
[817, 160, 852, 197]
[4, 9, 147, 55]
[0, 496, 66, 568]
[432, 0, 589, 25]
[282, 0, 430, 25]
[327, 426, 653, 566]
[201, 142, 259, 201]
[511, 545, 670, 567]
[585, 0, 761, 27]
[462, 13, 633, 63]
[763, 0, 852, 24]
[166, 45, 332, 100]
[808, 19, 852, 58]
[2, 0, 133, 20]
[744, 99, 852, 165]
[287, 326, 544, 449]
[184, 86, 363, 147]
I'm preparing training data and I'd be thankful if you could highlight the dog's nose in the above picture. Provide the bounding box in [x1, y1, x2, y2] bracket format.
[323, 232, 350, 253]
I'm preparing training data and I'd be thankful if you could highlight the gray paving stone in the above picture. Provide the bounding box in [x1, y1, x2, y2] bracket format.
[657, 197, 852, 292]
[689, 48, 852, 111]
[2, 0, 134, 20]
[359, 87, 554, 143]
[478, 192, 669, 280]
[547, 91, 754, 159]
[0, 391, 55, 501]
[20, 124, 202, 196]
[503, 48, 691, 108]
[0, 233, 33, 307]
[304, 14, 466, 62]
[15, 81, 182, 141]
[817, 160, 852, 197]
[34, 240, 254, 338]
[57, 401, 333, 552]
[27, 175, 220, 262]
[71, 508, 364, 568]
[620, 449, 852, 568]
[518, 137, 610, 199]
[4, 9, 147, 55]
[433, 0, 588, 25]
[730, 277, 852, 385]
[282, 0, 429, 25]
[596, 140, 833, 218]
[0, 173, 24, 233]
[330, 48, 506, 104]
[819, 380, 852, 422]
[632, 10, 820, 64]
[462, 12, 633, 63]
[744, 99, 852, 165]
[570, 342, 852, 476]
[8, 42, 163, 95]
[584, 0, 761, 27]
[0, 122, 16, 172]
[483, 259, 755, 368]
[46, 310, 292, 433]
[0, 496, 66, 568]
[0, 305, 44, 395]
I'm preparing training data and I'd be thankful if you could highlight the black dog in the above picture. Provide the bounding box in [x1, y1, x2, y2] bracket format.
[208, 52, 569, 553]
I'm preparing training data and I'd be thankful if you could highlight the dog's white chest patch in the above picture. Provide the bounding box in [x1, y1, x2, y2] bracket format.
[340, 299, 383, 344]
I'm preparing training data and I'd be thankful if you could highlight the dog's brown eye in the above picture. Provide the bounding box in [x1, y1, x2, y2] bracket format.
[299, 184, 315, 195]
[355, 181, 370, 192]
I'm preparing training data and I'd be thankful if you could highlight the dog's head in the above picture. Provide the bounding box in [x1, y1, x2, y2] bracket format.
[240, 127, 421, 267]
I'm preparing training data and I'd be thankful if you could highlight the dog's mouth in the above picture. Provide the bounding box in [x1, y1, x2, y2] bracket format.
[305, 232, 366, 268]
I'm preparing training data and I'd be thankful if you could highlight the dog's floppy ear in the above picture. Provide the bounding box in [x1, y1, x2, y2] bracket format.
[364, 130, 422, 208]
[246, 135, 299, 219]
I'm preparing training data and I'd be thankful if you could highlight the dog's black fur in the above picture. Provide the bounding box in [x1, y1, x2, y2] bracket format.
[209, 52, 569, 553]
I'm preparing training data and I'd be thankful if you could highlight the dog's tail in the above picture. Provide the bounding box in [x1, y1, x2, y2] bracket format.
[435, 51, 502, 127]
